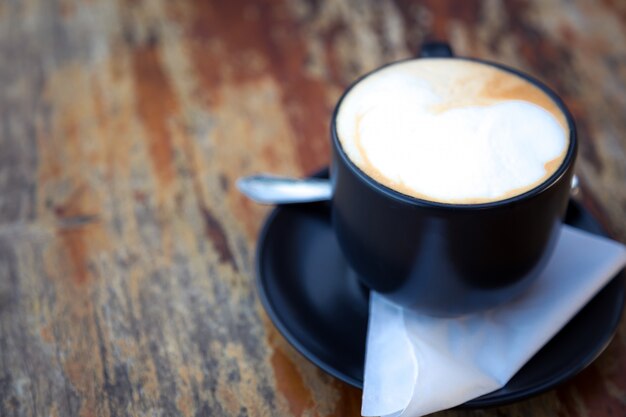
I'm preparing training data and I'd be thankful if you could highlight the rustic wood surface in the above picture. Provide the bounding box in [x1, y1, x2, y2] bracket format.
[1, 0, 625, 416]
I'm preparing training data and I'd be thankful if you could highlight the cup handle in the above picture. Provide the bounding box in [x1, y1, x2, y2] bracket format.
[418, 41, 454, 58]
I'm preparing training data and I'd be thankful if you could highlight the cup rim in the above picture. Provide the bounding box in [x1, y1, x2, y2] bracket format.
[330, 56, 578, 210]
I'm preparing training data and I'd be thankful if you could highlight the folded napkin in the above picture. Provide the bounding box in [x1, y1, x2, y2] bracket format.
[362, 225, 626, 417]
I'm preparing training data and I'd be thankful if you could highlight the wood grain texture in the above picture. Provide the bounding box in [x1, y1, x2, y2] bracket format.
[0, 0, 624, 416]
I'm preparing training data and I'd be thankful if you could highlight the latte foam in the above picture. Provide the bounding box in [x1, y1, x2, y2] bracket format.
[336, 59, 569, 204]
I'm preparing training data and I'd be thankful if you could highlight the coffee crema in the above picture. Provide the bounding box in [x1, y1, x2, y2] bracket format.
[336, 59, 570, 204]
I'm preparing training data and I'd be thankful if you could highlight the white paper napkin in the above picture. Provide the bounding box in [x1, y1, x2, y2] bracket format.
[362, 225, 626, 417]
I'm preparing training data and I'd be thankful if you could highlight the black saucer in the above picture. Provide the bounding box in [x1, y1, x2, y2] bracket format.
[255, 178, 625, 408]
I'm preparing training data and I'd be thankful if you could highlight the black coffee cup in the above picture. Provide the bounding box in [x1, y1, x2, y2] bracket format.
[330, 42, 577, 316]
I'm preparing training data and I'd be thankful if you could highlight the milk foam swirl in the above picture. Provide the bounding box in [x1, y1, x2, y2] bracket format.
[336, 59, 569, 204]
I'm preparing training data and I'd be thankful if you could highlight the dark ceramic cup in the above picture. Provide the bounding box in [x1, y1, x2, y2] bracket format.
[330, 43, 577, 316]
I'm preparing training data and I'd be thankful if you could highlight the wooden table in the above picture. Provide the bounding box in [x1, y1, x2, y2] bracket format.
[1, 1, 625, 416]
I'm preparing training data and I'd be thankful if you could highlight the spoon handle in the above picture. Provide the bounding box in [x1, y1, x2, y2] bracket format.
[236, 174, 332, 204]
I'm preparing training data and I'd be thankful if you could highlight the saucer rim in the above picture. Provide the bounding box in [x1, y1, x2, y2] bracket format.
[255, 205, 365, 388]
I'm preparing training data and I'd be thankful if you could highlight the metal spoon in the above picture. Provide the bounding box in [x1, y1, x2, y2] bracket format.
[237, 174, 580, 205]
[236, 174, 332, 204]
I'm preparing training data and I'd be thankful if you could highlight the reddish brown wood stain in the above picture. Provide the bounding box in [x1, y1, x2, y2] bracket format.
[131, 41, 178, 190]
[424, 0, 482, 40]
[327, 382, 362, 417]
[57, 227, 90, 284]
[271, 348, 316, 417]
[177, 0, 332, 173]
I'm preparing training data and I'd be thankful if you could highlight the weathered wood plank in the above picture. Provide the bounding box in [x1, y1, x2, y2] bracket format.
[0, 0, 625, 416]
